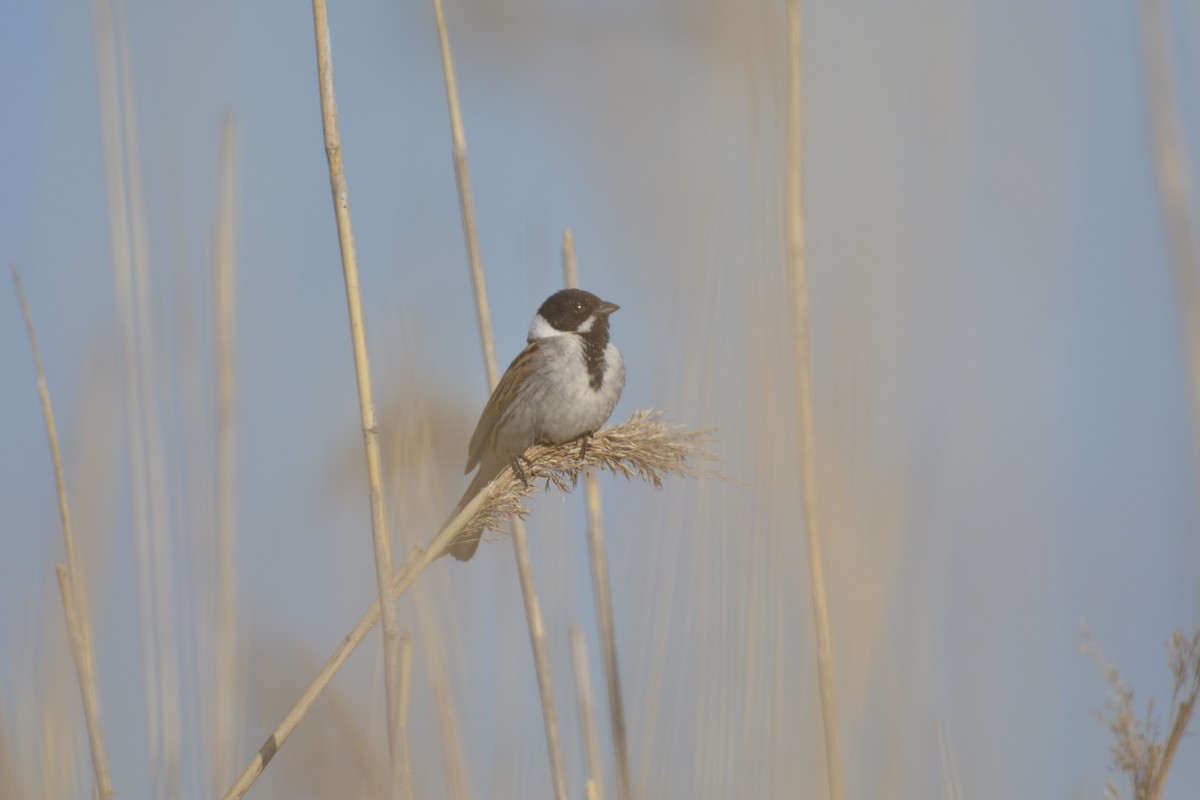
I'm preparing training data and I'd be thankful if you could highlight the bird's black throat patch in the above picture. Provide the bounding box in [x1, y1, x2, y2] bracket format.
[579, 315, 610, 390]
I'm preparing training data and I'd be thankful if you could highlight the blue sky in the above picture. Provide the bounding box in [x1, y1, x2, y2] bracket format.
[3, 1, 1200, 797]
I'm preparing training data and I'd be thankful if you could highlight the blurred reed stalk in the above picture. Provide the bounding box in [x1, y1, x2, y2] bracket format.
[0, 701, 14, 799]
[11, 264, 114, 800]
[397, 632, 414, 800]
[54, 567, 113, 800]
[570, 625, 605, 800]
[421, 613, 471, 799]
[934, 717, 962, 800]
[1138, 0, 1200, 463]
[309, 1, 406, 796]
[431, 1, 570, 797]
[784, 3, 846, 799]
[432, 0, 496, 389]
[212, 112, 240, 794]
[116, 0, 187, 783]
[562, 230, 633, 800]
[89, 0, 183, 785]
[411, 590, 470, 799]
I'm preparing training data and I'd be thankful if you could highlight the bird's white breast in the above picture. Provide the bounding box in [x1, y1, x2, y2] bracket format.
[502, 334, 624, 448]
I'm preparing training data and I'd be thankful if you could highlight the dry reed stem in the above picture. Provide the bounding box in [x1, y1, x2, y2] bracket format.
[0, 701, 15, 799]
[934, 717, 962, 800]
[432, 0, 497, 389]
[113, 2, 186, 783]
[409, 584, 470, 800]
[89, 0, 171, 778]
[223, 487, 490, 800]
[570, 626, 605, 800]
[563, 230, 633, 800]
[11, 265, 114, 800]
[1139, 0, 1200, 462]
[510, 516, 570, 800]
[10, 266, 91, 649]
[53, 566, 114, 800]
[397, 632, 414, 800]
[310, 2, 405, 795]
[431, 2, 569, 796]
[212, 111, 239, 793]
[1084, 627, 1200, 800]
[784, 3, 846, 799]
[421, 615, 470, 800]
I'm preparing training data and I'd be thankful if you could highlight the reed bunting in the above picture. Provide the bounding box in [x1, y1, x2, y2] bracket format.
[446, 288, 625, 560]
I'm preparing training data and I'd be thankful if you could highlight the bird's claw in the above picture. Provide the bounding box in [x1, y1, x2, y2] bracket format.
[510, 455, 532, 488]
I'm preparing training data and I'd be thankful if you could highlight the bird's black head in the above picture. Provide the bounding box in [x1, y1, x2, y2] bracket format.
[536, 289, 619, 333]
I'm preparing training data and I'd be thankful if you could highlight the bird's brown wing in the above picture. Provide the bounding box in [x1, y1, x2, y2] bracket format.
[465, 340, 543, 473]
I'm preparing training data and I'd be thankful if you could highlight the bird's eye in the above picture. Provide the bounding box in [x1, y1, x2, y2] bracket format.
[574, 303, 583, 312]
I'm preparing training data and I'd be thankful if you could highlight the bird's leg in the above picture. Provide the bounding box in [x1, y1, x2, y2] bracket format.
[577, 431, 592, 462]
[510, 454, 532, 487]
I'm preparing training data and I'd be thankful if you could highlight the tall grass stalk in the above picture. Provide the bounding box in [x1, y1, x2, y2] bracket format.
[419, 609, 470, 800]
[406, 568, 471, 799]
[114, 0, 187, 783]
[89, 0, 172, 781]
[310, 1, 406, 796]
[562, 230, 633, 800]
[432, 0, 497, 389]
[397, 632, 414, 800]
[212, 112, 240, 793]
[784, 2, 846, 798]
[934, 717, 962, 800]
[11, 264, 114, 800]
[431, 1, 570, 796]
[53, 566, 113, 800]
[570, 625, 605, 800]
[1139, 0, 1200, 458]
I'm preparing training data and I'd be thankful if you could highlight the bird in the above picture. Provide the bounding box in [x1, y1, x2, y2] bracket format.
[445, 288, 625, 560]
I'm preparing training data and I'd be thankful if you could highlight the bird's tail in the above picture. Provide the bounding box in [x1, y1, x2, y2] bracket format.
[443, 467, 492, 561]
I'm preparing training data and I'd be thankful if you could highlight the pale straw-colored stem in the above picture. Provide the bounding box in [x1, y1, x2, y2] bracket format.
[412, 590, 470, 800]
[9, 267, 91, 659]
[784, 3, 845, 799]
[1139, 0, 1200, 465]
[89, 0, 167, 778]
[934, 717, 962, 800]
[212, 112, 239, 793]
[562, 230, 632, 800]
[432, 2, 570, 797]
[570, 626, 605, 800]
[1132, 9, 1200, 791]
[310, 2, 406, 796]
[12, 264, 113, 800]
[397, 632, 414, 800]
[432, 0, 497, 389]
[54, 566, 114, 800]
[114, 0, 185, 781]
[424, 621, 471, 800]
[222, 490, 492, 800]
[508, 515, 571, 800]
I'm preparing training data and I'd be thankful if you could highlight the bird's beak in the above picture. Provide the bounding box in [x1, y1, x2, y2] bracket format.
[597, 300, 620, 315]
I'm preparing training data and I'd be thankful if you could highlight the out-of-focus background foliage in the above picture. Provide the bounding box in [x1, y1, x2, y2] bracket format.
[3, 0, 1199, 797]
